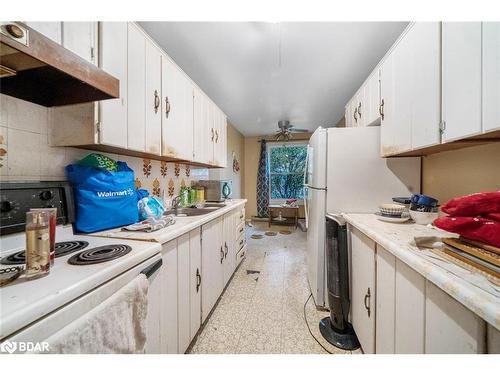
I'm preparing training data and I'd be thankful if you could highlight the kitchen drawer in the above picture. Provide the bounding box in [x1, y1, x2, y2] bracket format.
[236, 244, 247, 265]
[238, 208, 245, 223]
[236, 221, 245, 238]
[237, 232, 246, 251]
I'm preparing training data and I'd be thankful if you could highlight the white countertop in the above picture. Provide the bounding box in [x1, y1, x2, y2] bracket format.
[341, 213, 500, 331]
[89, 199, 247, 244]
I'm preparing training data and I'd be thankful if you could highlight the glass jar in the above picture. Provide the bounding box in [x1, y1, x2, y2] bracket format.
[30, 208, 57, 265]
[180, 187, 189, 208]
[25, 211, 51, 280]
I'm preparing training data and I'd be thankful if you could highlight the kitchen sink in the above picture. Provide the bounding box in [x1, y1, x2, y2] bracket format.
[163, 207, 221, 217]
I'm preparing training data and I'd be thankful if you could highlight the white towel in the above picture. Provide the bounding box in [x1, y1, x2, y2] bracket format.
[43, 274, 149, 354]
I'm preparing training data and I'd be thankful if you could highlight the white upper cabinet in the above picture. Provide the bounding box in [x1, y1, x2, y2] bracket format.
[98, 22, 128, 149]
[442, 22, 482, 142]
[364, 70, 381, 126]
[62, 22, 96, 63]
[144, 40, 162, 155]
[193, 88, 211, 164]
[126, 23, 162, 155]
[482, 22, 500, 133]
[161, 56, 194, 161]
[25, 22, 62, 44]
[127, 23, 146, 152]
[381, 22, 441, 156]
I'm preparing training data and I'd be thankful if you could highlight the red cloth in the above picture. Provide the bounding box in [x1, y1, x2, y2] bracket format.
[441, 191, 500, 217]
[433, 216, 500, 248]
[484, 212, 500, 222]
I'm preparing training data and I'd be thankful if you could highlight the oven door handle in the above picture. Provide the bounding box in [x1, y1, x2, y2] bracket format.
[140, 259, 163, 279]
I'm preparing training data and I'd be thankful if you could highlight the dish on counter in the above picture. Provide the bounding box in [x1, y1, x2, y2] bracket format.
[375, 212, 411, 223]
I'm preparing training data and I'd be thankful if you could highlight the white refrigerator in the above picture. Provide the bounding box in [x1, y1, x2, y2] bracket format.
[304, 126, 421, 308]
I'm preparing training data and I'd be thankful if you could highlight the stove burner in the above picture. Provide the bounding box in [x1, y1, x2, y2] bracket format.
[55, 241, 89, 257]
[0, 241, 90, 265]
[68, 244, 132, 265]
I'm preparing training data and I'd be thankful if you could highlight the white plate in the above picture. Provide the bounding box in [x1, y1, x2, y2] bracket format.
[375, 212, 410, 223]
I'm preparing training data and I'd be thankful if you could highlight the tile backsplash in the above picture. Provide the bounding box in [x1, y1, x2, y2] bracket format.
[0, 94, 208, 198]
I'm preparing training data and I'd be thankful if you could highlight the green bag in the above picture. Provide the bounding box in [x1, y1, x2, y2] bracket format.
[78, 153, 118, 172]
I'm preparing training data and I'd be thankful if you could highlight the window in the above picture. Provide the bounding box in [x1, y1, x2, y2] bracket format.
[267, 142, 308, 202]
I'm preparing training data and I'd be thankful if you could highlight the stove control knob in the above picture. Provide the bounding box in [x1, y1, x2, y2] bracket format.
[39, 190, 53, 201]
[0, 200, 12, 213]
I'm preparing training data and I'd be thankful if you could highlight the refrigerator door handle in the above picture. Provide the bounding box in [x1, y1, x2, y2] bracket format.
[303, 185, 309, 229]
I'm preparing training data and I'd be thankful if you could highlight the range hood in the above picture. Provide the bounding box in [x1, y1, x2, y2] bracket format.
[0, 22, 119, 107]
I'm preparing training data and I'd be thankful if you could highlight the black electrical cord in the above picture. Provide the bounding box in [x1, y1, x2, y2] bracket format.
[303, 293, 333, 354]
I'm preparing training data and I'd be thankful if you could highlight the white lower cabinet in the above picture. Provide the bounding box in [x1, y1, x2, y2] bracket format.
[189, 229, 202, 340]
[160, 240, 178, 354]
[375, 245, 395, 354]
[223, 213, 236, 286]
[145, 263, 162, 354]
[425, 281, 485, 354]
[350, 227, 376, 354]
[201, 217, 224, 322]
[394, 260, 425, 353]
[177, 233, 191, 354]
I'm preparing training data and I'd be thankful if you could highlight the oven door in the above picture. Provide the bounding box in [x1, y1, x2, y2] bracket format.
[6, 254, 162, 353]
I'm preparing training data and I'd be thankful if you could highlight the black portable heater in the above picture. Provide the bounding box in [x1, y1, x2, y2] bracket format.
[319, 215, 360, 350]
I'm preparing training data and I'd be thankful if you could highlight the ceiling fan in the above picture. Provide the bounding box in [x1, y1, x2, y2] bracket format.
[275, 120, 308, 141]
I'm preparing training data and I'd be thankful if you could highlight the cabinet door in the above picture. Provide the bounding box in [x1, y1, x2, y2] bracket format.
[394, 259, 425, 353]
[345, 104, 352, 128]
[189, 228, 202, 340]
[161, 57, 194, 160]
[201, 218, 223, 322]
[442, 22, 482, 142]
[350, 227, 376, 353]
[380, 50, 395, 156]
[425, 280, 485, 353]
[177, 233, 191, 354]
[223, 213, 236, 286]
[207, 101, 216, 164]
[145, 262, 162, 353]
[193, 88, 211, 164]
[482, 22, 500, 133]
[145, 40, 162, 156]
[365, 70, 380, 126]
[409, 22, 441, 150]
[375, 245, 396, 354]
[25, 22, 61, 43]
[161, 240, 178, 354]
[217, 112, 227, 168]
[127, 23, 146, 152]
[62, 22, 96, 63]
[99, 22, 128, 149]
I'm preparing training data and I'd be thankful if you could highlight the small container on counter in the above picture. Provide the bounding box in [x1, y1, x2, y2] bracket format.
[30, 208, 57, 265]
[25, 211, 51, 280]
[180, 187, 189, 208]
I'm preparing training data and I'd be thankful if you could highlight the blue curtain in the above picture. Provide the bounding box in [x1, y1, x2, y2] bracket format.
[256, 139, 269, 217]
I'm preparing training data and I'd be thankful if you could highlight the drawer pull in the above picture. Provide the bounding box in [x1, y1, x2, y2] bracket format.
[239, 239, 244, 246]
[239, 227, 244, 233]
[364, 287, 371, 317]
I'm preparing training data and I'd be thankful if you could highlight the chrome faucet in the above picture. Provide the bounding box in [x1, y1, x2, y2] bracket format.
[171, 195, 181, 210]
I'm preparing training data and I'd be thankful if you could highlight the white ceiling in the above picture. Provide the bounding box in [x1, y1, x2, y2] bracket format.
[139, 22, 408, 136]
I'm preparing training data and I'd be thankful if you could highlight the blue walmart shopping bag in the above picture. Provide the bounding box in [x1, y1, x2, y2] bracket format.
[66, 161, 139, 233]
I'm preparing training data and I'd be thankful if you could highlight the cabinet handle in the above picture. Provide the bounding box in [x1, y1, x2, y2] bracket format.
[154, 90, 160, 114]
[196, 268, 201, 293]
[211, 128, 214, 142]
[165, 96, 171, 118]
[353, 107, 358, 122]
[364, 287, 371, 317]
[224, 242, 228, 258]
[220, 246, 224, 264]
[357, 102, 362, 118]
[215, 129, 219, 143]
[239, 239, 244, 246]
[239, 214, 244, 220]
[379, 99, 384, 120]
[239, 227, 244, 233]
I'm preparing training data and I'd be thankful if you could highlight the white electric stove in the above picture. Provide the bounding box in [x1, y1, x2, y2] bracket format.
[0, 182, 161, 347]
